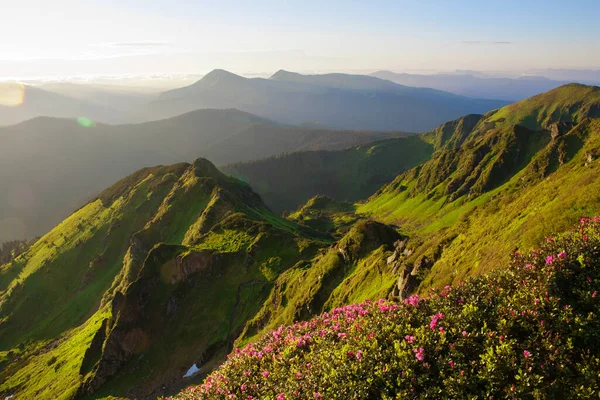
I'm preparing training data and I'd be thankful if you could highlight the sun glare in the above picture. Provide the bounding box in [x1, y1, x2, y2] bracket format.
[0, 82, 25, 107]
[77, 117, 96, 128]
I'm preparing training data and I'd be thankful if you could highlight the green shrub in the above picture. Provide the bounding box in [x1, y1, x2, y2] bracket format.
[170, 217, 600, 399]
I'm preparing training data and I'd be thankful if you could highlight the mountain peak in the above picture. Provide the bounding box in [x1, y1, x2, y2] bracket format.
[270, 69, 301, 80]
[488, 83, 600, 130]
[196, 69, 245, 85]
[191, 157, 223, 179]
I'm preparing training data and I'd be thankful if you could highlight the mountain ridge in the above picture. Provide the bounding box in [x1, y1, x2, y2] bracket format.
[150, 69, 508, 132]
[356, 83, 600, 293]
[369, 70, 589, 101]
[0, 83, 131, 126]
[0, 108, 402, 242]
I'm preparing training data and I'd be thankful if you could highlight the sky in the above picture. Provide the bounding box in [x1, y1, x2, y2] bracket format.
[0, 0, 599, 80]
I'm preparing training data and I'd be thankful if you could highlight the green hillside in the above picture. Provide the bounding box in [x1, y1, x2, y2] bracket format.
[223, 134, 433, 213]
[0, 157, 414, 399]
[357, 83, 600, 293]
[0, 159, 329, 399]
[170, 217, 600, 399]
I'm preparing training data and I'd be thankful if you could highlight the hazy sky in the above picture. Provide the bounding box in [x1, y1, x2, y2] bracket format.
[1, 0, 599, 79]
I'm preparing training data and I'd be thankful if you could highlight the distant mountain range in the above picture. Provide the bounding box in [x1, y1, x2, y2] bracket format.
[149, 69, 508, 132]
[2, 70, 508, 131]
[0, 83, 131, 126]
[39, 82, 158, 119]
[0, 109, 402, 242]
[369, 70, 586, 101]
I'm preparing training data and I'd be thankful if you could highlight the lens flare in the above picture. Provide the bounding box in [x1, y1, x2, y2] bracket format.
[0, 82, 26, 107]
[77, 117, 96, 128]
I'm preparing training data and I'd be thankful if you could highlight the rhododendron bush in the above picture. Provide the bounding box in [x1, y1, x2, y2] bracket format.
[170, 218, 600, 399]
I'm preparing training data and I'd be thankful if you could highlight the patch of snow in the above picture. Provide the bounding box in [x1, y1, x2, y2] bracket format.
[183, 363, 200, 378]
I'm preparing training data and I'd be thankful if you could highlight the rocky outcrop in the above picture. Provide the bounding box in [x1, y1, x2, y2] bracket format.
[79, 319, 108, 376]
[547, 121, 574, 139]
[391, 254, 433, 300]
[77, 247, 219, 397]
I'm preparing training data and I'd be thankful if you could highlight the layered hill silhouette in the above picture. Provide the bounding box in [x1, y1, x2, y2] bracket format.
[1, 84, 600, 399]
[370, 70, 575, 101]
[0, 83, 131, 126]
[223, 135, 434, 214]
[0, 109, 400, 242]
[149, 69, 508, 132]
[222, 114, 485, 214]
[39, 82, 159, 121]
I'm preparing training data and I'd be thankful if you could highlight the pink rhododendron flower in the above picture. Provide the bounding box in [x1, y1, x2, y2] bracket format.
[429, 313, 444, 330]
[414, 347, 425, 361]
[523, 350, 531, 358]
[404, 295, 420, 307]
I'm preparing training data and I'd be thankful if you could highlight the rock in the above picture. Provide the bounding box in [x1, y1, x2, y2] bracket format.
[79, 319, 108, 375]
[548, 121, 573, 139]
[392, 255, 434, 300]
[338, 247, 349, 263]
[386, 252, 397, 265]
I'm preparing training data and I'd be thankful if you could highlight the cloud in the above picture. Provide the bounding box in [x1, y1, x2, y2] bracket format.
[103, 41, 170, 48]
[455, 41, 512, 45]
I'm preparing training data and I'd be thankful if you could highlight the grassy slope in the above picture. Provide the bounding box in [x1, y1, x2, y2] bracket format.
[235, 220, 405, 347]
[0, 164, 187, 399]
[223, 135, 433, 213]
[0, 159, 331, 400]
[357, 84, 600, 291]
[170, 218, 600, 399]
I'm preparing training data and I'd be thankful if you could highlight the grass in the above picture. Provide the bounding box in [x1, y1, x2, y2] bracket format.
[0, 309, 109, 400]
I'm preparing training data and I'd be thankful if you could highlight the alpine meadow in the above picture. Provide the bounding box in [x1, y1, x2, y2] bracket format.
[1, 1, 600, 399]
